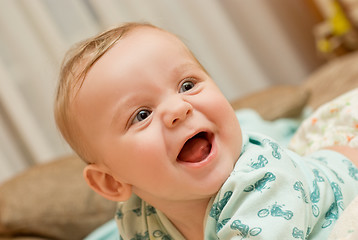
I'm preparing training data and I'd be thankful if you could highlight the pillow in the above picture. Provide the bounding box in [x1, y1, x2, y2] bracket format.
[304, 51, 358, 109]
[0, 155, 117, 240]
[328, 195, 358, 240]
[0, 238, 47, 240]
[231, 85, 309, 121]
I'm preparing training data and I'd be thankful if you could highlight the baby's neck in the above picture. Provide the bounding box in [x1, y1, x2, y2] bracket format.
[159, 198, 211, 240]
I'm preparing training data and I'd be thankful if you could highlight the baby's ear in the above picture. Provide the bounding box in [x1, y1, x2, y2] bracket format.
[83, 164, 132, 202]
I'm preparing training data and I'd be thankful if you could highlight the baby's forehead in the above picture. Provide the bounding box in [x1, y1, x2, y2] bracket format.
[123, 26, 190, 52]
[75, 26, 203, 98]
[78, 27, 197, 86]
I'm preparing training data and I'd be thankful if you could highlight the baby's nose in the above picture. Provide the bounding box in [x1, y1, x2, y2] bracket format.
[161, 97, 193, 128]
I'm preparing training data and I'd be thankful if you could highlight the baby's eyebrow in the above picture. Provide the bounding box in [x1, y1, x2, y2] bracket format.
[172, 62, 201, 76]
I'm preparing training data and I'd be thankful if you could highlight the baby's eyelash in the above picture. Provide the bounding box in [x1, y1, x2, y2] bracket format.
[131, 109, 152, 125]
[179, 78, 197, 93]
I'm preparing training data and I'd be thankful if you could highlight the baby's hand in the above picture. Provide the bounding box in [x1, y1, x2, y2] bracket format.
[289, 88, 358, 155]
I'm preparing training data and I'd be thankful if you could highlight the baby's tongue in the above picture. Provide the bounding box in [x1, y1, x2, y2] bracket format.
[178, 136, 210, 163]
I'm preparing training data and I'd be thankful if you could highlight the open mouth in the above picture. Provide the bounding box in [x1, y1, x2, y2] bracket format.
[177, 131, 213, 163]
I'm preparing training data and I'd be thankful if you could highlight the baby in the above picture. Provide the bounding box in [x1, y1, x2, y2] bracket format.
[54, 22, 358, 239]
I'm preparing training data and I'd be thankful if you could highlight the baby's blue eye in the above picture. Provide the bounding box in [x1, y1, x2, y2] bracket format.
[179, 80, 195, 93]
[134, 109, 151, 123]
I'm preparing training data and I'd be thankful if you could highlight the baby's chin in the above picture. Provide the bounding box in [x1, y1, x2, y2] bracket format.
[206, 167, 236, 196]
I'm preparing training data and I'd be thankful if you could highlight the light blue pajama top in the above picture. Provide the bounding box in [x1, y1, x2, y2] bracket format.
[116, 132, 358, 240]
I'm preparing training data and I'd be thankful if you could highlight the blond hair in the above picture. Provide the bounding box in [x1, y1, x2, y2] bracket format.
[54, 22, 158, 163]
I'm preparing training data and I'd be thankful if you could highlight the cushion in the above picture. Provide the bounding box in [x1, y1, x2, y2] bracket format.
[231, 85, 309, 121]
[0, 238, 47, 240]
[328, 195, 358, 240]
[303, 51, 358, 109]
[0, 155, 117, 240]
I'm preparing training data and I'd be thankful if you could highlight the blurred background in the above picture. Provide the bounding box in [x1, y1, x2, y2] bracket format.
[1, 0, 358, 183]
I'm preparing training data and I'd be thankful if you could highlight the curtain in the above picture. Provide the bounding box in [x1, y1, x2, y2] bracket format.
[0, 0, 322, 183]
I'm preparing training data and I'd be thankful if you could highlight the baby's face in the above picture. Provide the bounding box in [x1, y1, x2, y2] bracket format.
[73, 27, 242, 204]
